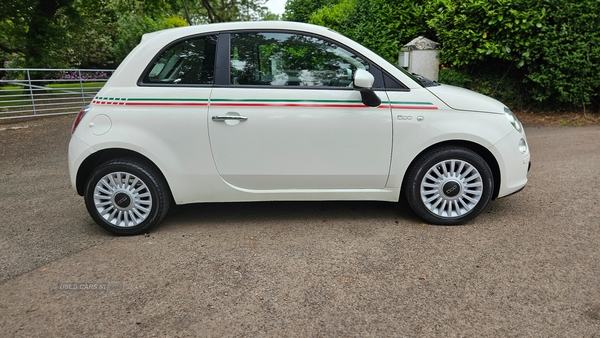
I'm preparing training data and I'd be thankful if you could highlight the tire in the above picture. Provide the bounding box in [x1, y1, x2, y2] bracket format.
[404, 146, 494, 225]
[84, 158, 171, 235]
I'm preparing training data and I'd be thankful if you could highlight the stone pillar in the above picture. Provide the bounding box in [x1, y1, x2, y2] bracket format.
[399, 36, 440, 82]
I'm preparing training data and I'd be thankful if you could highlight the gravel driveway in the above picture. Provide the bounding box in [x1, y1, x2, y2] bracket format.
[0, 115, 599, 337]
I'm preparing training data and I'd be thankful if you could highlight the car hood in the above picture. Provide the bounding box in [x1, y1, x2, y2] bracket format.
[427, 84, 505, 114]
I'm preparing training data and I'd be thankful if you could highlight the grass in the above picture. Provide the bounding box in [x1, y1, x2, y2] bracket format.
[514, 111, 600, 126]
[0, 82, 105, 95]
[0, 82, 105, 109]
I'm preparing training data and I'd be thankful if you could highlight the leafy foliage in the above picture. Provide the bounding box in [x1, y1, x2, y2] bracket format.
[1, 0, 598, 110]
[184, 0, 270, 23]
[283, 0, 338, 22]
[0, 0, 274, 68]
[348, 0, 432, 63]
[0, 0, 76, 67]
[525, 0, 600, 108]
[291, 0, 600, 110]
[309, 0, 355, 33]
[309, 0, 432, 63]
[427, 0, 600, 109]
[426, 0, 544, 67]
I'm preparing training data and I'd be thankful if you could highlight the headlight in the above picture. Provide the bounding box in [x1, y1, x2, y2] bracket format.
[504, 107, 523, 132]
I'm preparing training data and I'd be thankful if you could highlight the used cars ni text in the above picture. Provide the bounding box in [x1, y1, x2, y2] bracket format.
[68, 21, 530, 235]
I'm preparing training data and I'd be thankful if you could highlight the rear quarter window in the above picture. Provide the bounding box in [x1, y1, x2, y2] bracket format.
[141, 35, 218, 85]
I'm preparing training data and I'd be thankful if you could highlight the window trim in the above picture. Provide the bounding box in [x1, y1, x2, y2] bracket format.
[135, 29, 411, 92]
[137, 33, 219, 87]
[382, 71, 410, 92]
[214, 33, 230, 86]
[219, 29, 400, 90]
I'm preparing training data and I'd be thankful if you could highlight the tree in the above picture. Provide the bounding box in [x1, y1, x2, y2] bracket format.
[309, 0, 355, 32]
[0, 0, 76, 67]
[180, 0, 270, 23]
[0, 0, 272, 69]
[308, 0, 432, 63]
[283, 0, 337, 22]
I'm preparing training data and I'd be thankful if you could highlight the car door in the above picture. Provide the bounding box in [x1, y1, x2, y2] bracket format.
[208, 31, 392, 191]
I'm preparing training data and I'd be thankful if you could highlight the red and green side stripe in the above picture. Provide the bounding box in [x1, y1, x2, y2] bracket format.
[92, 97, 438, 110]
[209, 98, 366, 109]
[92, 97, 209, 107]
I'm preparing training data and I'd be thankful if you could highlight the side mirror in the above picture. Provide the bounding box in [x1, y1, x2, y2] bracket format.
[354, 69, 374, 88]
[353, 69, 381, 107]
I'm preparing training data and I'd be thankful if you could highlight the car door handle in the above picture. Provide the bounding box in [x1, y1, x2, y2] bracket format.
[212, 115, 248, 122]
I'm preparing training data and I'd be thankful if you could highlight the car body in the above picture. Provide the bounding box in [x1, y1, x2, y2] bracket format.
[68, 21, 530, 235]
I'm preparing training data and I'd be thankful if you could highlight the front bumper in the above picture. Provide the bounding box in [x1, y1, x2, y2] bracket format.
[491, 129, 530, 198]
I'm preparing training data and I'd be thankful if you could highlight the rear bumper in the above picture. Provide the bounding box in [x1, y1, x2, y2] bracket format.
[68, 135, 94, 194]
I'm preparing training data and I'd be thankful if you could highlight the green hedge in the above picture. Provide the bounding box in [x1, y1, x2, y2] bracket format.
[310, 0, 432, 63]
[427, 0, 600, 109]
[289, 0, 600, 111]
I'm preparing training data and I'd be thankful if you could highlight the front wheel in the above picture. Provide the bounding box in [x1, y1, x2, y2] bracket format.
[84, 158, 171, 235]
[404, 147, 494, 225]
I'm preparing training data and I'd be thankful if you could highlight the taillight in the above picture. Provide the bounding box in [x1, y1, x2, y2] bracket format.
[71, 106, 91, 134]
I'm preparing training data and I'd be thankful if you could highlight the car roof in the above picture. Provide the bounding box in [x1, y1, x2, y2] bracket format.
[141, 21, 336, 43]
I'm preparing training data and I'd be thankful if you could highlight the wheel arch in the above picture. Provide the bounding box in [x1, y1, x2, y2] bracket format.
[75, 148, 172, 198]
[402, 140, 501, 200]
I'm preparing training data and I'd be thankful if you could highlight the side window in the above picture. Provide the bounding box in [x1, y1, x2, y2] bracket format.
[142, 35, 217, 85]
[230, 32, 369, 87]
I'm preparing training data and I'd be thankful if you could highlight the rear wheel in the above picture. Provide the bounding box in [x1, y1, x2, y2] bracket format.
[84, 159, 170, 235]
[404, 147, 494, 225]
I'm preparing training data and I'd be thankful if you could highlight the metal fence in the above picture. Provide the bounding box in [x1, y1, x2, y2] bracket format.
[0, 68, 114, 120]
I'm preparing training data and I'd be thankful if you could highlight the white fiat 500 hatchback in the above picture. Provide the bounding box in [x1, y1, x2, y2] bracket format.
[69, 21, 530, 235]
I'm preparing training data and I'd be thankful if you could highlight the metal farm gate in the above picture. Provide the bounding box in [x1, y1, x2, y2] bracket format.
[0, 68, 114, 120]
